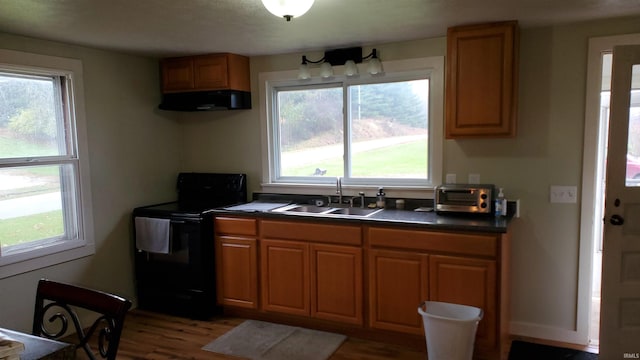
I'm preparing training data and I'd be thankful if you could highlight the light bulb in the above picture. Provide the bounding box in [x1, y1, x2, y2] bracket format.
[320, 62, 334, 78]
[298, 63, 311, 80]
[344, 60, 358, 77]
[367, 57, 383, 75]
[261, 0, 315, 21]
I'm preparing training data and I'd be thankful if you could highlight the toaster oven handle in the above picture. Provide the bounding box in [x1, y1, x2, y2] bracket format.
[441, 189, 474, 193]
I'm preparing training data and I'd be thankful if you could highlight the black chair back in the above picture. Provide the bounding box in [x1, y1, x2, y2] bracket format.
[32, 279, 132, 360]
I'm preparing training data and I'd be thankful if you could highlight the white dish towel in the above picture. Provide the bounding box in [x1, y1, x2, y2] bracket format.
[135, 217, 171, 254]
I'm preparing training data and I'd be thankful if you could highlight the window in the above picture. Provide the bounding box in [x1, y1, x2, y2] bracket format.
[260, 57, 443, 191]
[0, 49, 94, 278]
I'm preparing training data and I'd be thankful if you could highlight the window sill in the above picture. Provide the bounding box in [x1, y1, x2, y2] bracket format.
[260, 182, 435, 200]
[0, 242, 95, 279]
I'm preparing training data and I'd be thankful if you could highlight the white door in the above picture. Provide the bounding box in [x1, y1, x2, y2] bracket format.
[600, 44, 640, 358]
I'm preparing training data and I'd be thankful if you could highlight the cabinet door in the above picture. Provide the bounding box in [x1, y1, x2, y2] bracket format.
[311, 244, 363, 325]
[193, 55, 228, 90]
[260, 239, 310, 316]
[429, 255, 497, 349]
[161, 57, 194, 92]
[446, 21, 518, 138]
[215, 236, 258, 309]
[368, 249, 429, 334]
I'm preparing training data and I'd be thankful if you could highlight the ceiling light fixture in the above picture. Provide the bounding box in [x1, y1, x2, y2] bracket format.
[298, 47, 382, 80]
[261, 0, 315, 21]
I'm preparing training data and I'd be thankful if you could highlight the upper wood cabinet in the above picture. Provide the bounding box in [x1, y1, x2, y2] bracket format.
[161, 53, 250, 93]
[445, 21, 519, 138]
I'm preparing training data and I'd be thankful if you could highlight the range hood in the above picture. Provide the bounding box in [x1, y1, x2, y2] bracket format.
[159, 90, 251, 111]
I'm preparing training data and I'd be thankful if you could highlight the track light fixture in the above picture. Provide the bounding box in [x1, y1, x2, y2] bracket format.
[298, 47, 383, 80]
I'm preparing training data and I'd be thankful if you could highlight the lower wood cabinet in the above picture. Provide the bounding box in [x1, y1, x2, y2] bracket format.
[429, 255, 497, 350]
[214, 216, 509, 360]
[214, 217, 258, 309]
[260, 220, 364, 325]
[366, 225, 509, 360]
[368, 249, 429, 334]
[311, 243, 363, 325]
[260, 239, 310, 316]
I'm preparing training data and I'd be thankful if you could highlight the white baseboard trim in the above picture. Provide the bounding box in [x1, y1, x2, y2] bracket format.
[510, 321, 588, 345]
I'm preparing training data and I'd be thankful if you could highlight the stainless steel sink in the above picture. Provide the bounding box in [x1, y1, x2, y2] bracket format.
[272, 204, 382, 217]
[326, 207, 382, 217]
[281, 205, 333, 213]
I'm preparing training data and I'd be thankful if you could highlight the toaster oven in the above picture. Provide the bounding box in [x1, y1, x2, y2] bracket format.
[435, 184, 495, 214]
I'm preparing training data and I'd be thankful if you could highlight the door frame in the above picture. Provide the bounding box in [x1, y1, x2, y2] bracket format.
[580, 33, 640, 345]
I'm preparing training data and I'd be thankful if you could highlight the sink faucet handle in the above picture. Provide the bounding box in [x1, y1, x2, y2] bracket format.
[336, 177, 343, 204]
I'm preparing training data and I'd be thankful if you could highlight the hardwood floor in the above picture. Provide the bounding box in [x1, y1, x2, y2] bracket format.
[114, 309, 427, 359]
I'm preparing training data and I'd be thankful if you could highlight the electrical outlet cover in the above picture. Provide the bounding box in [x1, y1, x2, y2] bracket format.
[446, 173, 456, 184]
[550, 185, 578, 203]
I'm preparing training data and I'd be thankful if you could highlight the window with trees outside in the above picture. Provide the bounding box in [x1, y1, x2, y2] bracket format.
[0, 49, 94, 277]
[261, 57, 444, 189]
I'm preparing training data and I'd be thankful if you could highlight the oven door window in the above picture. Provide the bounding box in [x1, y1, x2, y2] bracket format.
[145, 220, 196, 264]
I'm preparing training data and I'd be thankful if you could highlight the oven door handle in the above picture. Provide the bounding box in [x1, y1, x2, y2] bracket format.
[170, 220, 186, 224]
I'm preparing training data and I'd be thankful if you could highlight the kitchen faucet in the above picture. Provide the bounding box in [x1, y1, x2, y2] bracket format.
[349, 192, 366, 208]
[336, 177, 343, 204]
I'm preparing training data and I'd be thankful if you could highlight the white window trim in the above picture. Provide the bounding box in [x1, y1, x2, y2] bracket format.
[0, 49, 95, 279]
[258, 56, 444, 199]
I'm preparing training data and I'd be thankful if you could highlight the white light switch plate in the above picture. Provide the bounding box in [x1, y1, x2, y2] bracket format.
[550, 185, 578, 203]
[446, 173, 456, 184]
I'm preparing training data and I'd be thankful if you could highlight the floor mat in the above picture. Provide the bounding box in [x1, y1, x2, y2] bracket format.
[202, 320, 346, 360]
[508, 340, 598, 360]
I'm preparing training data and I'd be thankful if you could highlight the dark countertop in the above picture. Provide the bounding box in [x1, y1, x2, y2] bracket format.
[214, 194, 511, 233]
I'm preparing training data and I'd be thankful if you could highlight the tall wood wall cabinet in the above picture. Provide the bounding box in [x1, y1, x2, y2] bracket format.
[445, 21, 519, 138]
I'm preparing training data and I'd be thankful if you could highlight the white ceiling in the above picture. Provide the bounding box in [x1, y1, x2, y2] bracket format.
[0, 0, 639, 58]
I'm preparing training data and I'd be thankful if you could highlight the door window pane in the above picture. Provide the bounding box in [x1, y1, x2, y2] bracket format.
[626, 65, 640, 186]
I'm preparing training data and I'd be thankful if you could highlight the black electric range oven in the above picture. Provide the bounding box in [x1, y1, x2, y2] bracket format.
[132, 173, 246, 319]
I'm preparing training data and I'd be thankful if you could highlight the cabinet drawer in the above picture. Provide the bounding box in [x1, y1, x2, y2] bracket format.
[261, 220, 361, 246]
[215, 217, 257, 236]
[367, 227, 497, 257]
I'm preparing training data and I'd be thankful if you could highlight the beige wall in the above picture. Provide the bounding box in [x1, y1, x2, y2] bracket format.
[0, 34, 183, 331]
[2, 14, 640, 341]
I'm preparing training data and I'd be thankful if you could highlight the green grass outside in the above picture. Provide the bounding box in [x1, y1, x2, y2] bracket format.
[0, 132, 60, 180]
[0, 132, 56, 158]
[0, 210, 64, 247]
[0, 131, 62, 201]
[283, 141, 428, 178]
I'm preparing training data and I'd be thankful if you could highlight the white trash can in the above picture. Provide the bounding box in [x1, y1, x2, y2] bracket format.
[418, 301, 483, 360]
